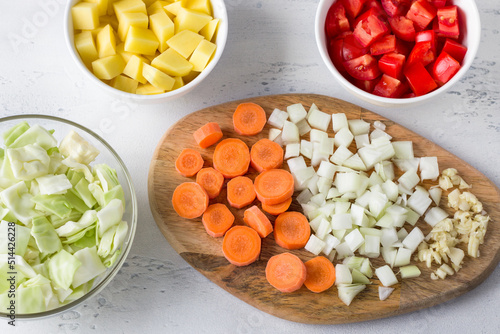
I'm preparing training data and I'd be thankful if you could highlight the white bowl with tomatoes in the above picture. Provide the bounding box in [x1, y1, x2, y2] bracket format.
[315, 0, 481, 107]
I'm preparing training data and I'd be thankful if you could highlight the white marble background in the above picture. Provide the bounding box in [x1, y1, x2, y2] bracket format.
[1, 0, 499, 333]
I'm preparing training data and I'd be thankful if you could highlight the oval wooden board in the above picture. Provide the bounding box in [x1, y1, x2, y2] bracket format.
[148, 94, 500, 324]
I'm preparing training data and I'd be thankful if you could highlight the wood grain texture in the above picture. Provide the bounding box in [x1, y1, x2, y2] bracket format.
[148, 94, 500, 324]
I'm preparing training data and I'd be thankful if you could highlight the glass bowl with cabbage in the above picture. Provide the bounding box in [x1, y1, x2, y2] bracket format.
[0, 115, 137, 319]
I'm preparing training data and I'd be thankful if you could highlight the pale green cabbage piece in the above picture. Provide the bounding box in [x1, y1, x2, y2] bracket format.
[0, 220, 31, 256]
[6, 144, 50, 181]
[48, 249, 81, 290]
[72, 246, 106, 288]
[9, 124, 58, 150]
[93, 164, 120, 192]
[97, 199, 123, 237]
[36, 174, 72, 195]
[3, 121, 30, 147]
[59, 130, 99, 165]
[31, 216, 62, 254]
[32, 194, 72, 219]
[56, 210, 97, 238]
[0, 181, 39, 226]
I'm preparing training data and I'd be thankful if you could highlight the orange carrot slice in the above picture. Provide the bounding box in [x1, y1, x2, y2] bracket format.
[233, 102, 267, 136]
[261, 197, 292, 216]
[175, 148, 204, 177]
[250, 138, 284, 173]
[172, 182, 209, 219]
[222, 225, 261, 266]
[196, 167, 224, 199]
[243, 205, 273, 238]
[274, 211, 310, 250]
[265, 252, 306, 293]
[254, 169, 294, 205]
[213, 138, 250, 178]
[227, 176, 256, 209]
[304, 256, 336, 293]
[193, 122, 223, 148]
[202, 203, 235, 237]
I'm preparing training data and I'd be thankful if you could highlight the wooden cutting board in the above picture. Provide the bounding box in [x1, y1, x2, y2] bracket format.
[148, 94, 500, 324]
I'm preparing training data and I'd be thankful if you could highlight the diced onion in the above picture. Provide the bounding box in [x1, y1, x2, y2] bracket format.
[375, 265, 399, 286]
[267, 108, 288, 129]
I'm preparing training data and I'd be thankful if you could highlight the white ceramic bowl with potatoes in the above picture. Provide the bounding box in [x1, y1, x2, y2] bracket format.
[315, 0, 481, 107]
[64, 0, 228, 102]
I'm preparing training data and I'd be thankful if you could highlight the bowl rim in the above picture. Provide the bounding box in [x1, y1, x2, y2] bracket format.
[314, 0, 481, 106]
[0, 114, 138, 320]
[64, 0, 229, 101]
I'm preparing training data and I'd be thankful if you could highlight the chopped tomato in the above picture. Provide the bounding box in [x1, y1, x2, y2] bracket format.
[388, 16, 416, 42]
[406, 0, 437, 30]
[364, 0, 387, 17]
[381, 0, 410, 18]
[442, 38, 467, 63]
[394, 38, 412, 56]
[407, 41, 436, 67]
[415, 30, 437, 54]
[343, 54, 382, 80]
[341, 0, 367, 18]
[343, 33, 368, 60]
[379, 52, 405, 79]
[437, 6, 459, 39]
[325, 2, 350, 38]
[431, 0, 448, 8]
[370, 35, 396, 55]
[353, 78, 379, 93]
[373, 74, 408, 97]
[354, 7, 388, 27]
[353, 14, 390, 47]
[432, 51, 461, 85]
[404, 61, 437, 96]
[328, 38, 348, 75]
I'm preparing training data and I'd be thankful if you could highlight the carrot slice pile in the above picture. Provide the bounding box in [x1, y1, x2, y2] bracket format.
[265, 252, 307, 293]
[243, 205, 273, 238]
[172, 182, 209, 219]
[273, 211, 310, 250]
[250, 138, 284, 173]
[222, 225, 261, 266]
[193, 122, 223, 148]
[175, 148, 204, 177]
[196, 167, 224, 199]
[233, 102, 267, 136]
[261, 197, 292, 216]
[304, 256, 336, 293]
[254, 169, 294, 205]
[213, 138, 250, 178]
[202, 203, 235, 237]
[227, 176, 256, 209]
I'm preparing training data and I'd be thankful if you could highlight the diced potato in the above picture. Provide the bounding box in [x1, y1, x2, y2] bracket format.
[199, 18, 219, 42]
[164, 1, 182, 16]
[172, 76, 184, 90]
[181, 0, 212, 16]
[113, 0, 147, 21]
[74, 31, 99, 68]
[149, 11, 174, 52]
[100, 14, 119, 31]
[111, 74, 139, 93]
[174, 7, 212, 33]
[142, 0, 158, 6]
[182, 70, 199, 84]
[107, 0, 117, 15]
[124, 26, 159, 56]
[143, 51, 160, 63]
[136, 83, 165, 95]
[189, 39, 216, 72]
[151, 48, 193, 76]
[86, 0, 109, 16]
[72, 2, 100, 30]
[117, 12, 148, 41]
[147, 1, 169, 16]
[92, 54, 126, 80]
[97, 24, 117, 58]
[142, 63, 175, 90]
[167, 30, 203, 58]
[123, 55, 148, 83]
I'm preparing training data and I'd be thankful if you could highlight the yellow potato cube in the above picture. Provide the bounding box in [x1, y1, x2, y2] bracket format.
[117, 12, 148, 41]
[167, 30, 204, 58]
[182, 70, 199, 84]
[116, 42, 138, 62]
[181, 0, 212, 16]
[151, 48, 193, 76]
[124, 26, 159, 56]
[142, 0, 159, 6]
[86, 0, 109, 16]
[97, 24, 117, 58]
[142, 63, 175, 90]
[113, 0, 147, 21]
[199, 18, 219, 42]
[92, 54, 125, 80]
[149, 11, 174, 52]
[111, 74, 139, 93]
[189, 39, 216, 72]
[174, 7, 212, 33]
[74, 31, 99, 68]
[72, 2, 100, 30]
[147, 1, 169, 16]
[100, 15, 119, 31]
[123, 55, 148, 84]
[164, 1, 181, 16]
[172, 76, 184, 90]
[107, 0, 117, 15]
[136, 83, 165, 95]
[144, 51, 160, 63]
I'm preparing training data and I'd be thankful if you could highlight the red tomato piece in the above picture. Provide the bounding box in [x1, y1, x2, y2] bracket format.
[406, 0, 437, 30]
[415, 30, 437, 54]
[388, 16, 416, 42]
[404, 62, 438, 96]
[353, 78, 379, 93]
[432, 51, 461, 85]
[328, 37, 349, 75]
[373, 74, 407, 98]
[381, 0, 411, 17]
[341, 0, 367, 18]
[353, 14, 390, 47]
[343, 54, 382, 80]
[431, 0, 448, 8]
[442, 38, 467, 63]
[370, 35, 396, 55]
[437, 6, 459, 39]
[402, 91, 416, 98]
[394, 38, 412, 56]
[407, 41, 436, 67]
[364, 0, 386, 16]
[379, 52, 406, 79]
[354, 7, 388, 27]
[325, 2, 350, 39]
[342, 33, 368, 61]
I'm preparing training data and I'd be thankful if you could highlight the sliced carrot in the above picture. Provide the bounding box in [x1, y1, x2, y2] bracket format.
[304, 256, 336, 293]
[233, 102, 267, 136]
[254, 169, 294, 205]
[172, 182, 209, 219]
[265, 252, 306, 293]
[250, 138, 284, 173]
[227, 176, 256, 209]
[274, 211, 310, 250]
[196, 167, 224, 199]
[222, 225, 261, 266]
[243, 205, 273, 238]
[193, 122, 223, 148]
[202, 203, 235, 237]
[213, 138, 250, 178]
[261, 197, 292, 216]
[175, 148, 204, 177]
